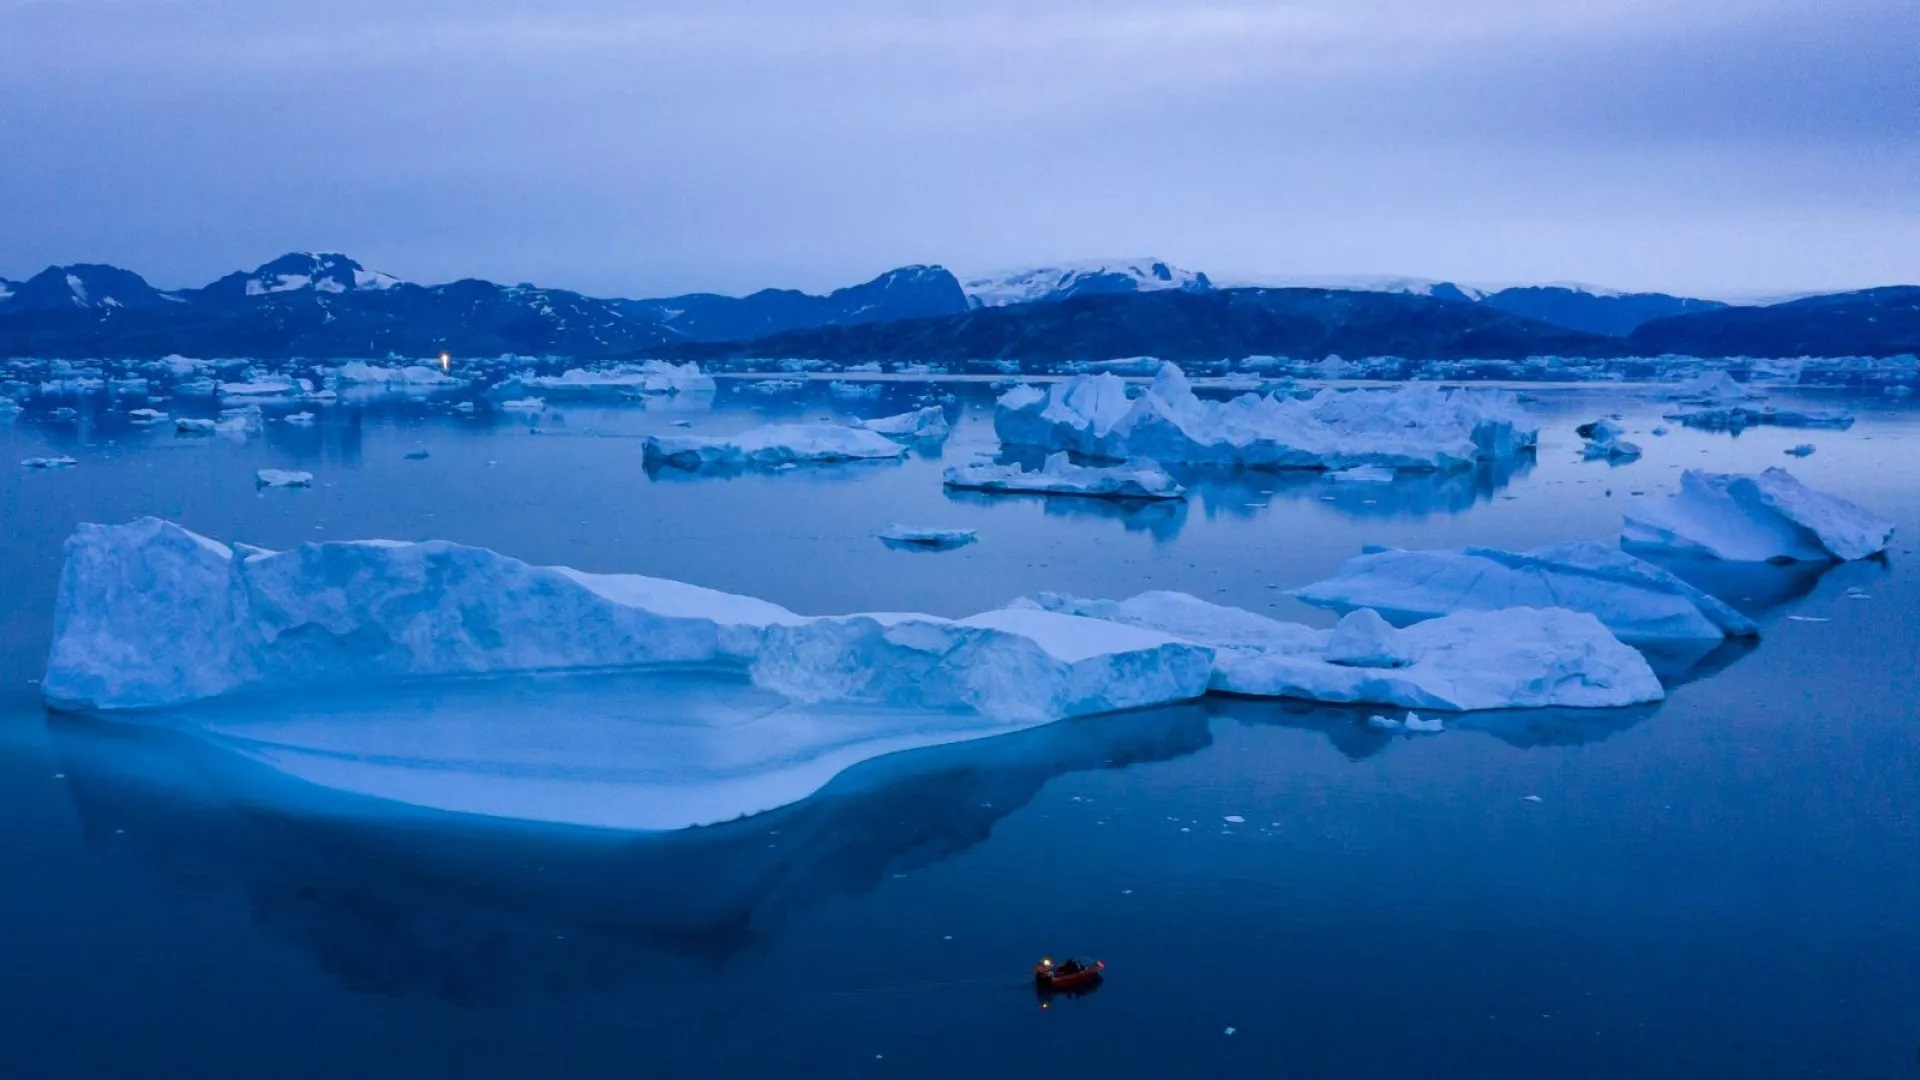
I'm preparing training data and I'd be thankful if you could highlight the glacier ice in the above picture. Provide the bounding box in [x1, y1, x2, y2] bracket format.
[854, 405, 950, 442]
[943, 452, 1186, 500]
[495, 361, 715, 399]
[878, 524, 978, 549]
[1622, 468, 1894, 562]
[1021, 591, 1662, 711]
[1289, 540, 1758, 642]
[643, 423, 909, 470]
[993, 363, 1536, 471]
[43, 520, 1211, 727]
[254, 469, 313, 488]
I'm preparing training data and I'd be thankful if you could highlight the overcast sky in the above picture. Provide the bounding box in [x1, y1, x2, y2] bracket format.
[2, 0, 1913, 299]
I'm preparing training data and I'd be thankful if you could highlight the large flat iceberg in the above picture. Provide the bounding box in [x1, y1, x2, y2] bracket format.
[1022, 591, 1662, 711]
[995, 363, 1536, 471]
[1623, 468, 1894, 562]
[495, 361, 716, 399]
[943, 452, 1186, 500]
[1289, 540, 1758, 642]
[43, 519, 1213, 726]
[643, 423, 908, 469]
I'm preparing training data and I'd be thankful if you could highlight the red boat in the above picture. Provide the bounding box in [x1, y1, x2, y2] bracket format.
[1034, 957, 1105, 992]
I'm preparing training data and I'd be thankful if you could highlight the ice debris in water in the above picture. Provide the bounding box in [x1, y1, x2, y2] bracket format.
[994, 362, 1537, 471]
[254, 469, 312, 488]
[498, 397, 546, 413]
[943, 452, 1186, 500]
[1622, 468, 1893, 562]
[1784, 444, 1816, 457]
[1291, 540, 1757, 643]
[41, 519, 1212, 722]
[282, 411, 316, 426]
[21, 456, 78, 469]
[877, 524, 978, 550]
[128, 408, 169, 424]
[1021, 591, 1662, 711]
[854, 405, 950, 442]
[1578, 419, 1642, 462]
[643, 423, 908, 470]
[493, 361, 715, 399]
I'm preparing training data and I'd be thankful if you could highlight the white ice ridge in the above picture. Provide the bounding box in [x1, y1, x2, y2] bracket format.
[943, 452, 1186, 500]
[1288, 540, 1757, 643]
[42, 519, 1212, 720]
[494, 361, 715, 399]
[1623, 468, 1894, 562]
[643, 423, 908, 469]
[994, 363, 1536, 471]
[1020, 592, 1663, 711]
[854, 405, 951, 441]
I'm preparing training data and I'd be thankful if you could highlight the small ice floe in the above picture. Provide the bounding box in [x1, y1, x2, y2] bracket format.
[498, 397, 546, 413]
[404, 449, 430, 460]
[855, 405, 950, 442]
[827, 380, 882, 399]
[1224, 1027, 1237, 1036]
[452, 401, 476, 414]
[1650, 426, 1670, 436]
[1522, 794, 1543, 804]
[1578, 419, 1642, 462]
[1367, 711, 1441, 732]
[670, 419, 692, 428]
[50, 407, 79, 421]
[21, 456, 77, 469]
[255, 469, 313, 488]
[645, 424, 908, 470]
[1223, 815, 1245, 824]
[283, 411, 317, 427]
[1784, 444, 1815, 457]
[1785, 615, 1830, 623]
[878, 524, 978, 550]
[943, 452, 1186, 501]
[1623, 468, 1894, 562]
[128, 408, 169, 425]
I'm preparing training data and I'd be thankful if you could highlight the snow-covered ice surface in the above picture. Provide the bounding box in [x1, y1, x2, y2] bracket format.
[1289, 540, 1758, 643]
[644, 423, 909, 470]
[1021, 591, 1662, 711]
[1623, 468, 1895, 562]
[994, 364, 1537, 471]
[943, 452, 1186, 500]
[854, 405, 950, 442]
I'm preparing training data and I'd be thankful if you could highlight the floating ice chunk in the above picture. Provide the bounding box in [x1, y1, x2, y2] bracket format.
[1290, 540, 1756, 642]
[42, 518, 805, 711]
[128, 408, 168, 424]
[495, 361, 714, 399]
[1784, 444, 1815, 457]
[1578, 419, 1642, 461]
[1022, 592, 1662, 710]
[1622, 468, 1894, 562]
[22, 456, 77, 469]
[219, 376, 311, 400]
[994, 363, 1536, 471]
[175, 407, 260, 438]
[878, 524, 978, 550]
[498, 397, 545, 413]
[254, 469, 312, 488]
[451, 401, 476, 414]
[828, 380, 883, 399]
[1326, 465, 1395, 483]
[1323, 608, 1412, 668]
[1667, 370, 1758, 405]
[644, 423, 908, 470]
[329, 361, 464, 391]
[744, 378, 805, 394]
[752, 608, 1213, 722]
[403, 449, 430, 460]
[283, 411, 316, 426]
[943, 452, 1186, 500]
[1403, 712, 1445, 733]
[855, 406, 950, 442]
[1665, 405, 1853, 431]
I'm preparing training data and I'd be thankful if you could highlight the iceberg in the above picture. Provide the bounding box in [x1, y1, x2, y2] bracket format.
[1022, 591, 1662, 711]
[1622, 468, 1894, 562]
[255, 469, 313, 488]
[328, 362, 465, 393]
[1667, 370, 1759, 405]
[1665, 404, 1854, 431]
[219, 376, 312, 401]
[283, 411, 317, 426]
[43, 520, 1211, 726]
[494, 361, 715, 400]
[855, 405, 950, 442]
[1578, 419, 1642, 461]
[128, 408, 169, 424]
[878, 524, 978, 550]
[1289, 540, 1758, 643]
[994, 363, 1536, 471]
[22, 455, 78, 469]
[497, 397, 545, 413]
[643, 423, 908, 470]
[943, 452, 1186, 500]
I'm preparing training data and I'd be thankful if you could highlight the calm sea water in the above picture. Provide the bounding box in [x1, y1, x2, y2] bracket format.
[2, 380, 1917, 1078]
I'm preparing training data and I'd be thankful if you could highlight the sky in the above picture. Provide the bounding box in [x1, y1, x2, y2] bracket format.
[1, 0, 1914, 300]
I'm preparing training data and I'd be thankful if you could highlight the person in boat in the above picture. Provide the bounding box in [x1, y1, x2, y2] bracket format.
[1053, 959, 1084, 976]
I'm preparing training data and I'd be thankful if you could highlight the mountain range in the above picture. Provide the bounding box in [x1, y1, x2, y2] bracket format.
[1, 253, 1912, 362]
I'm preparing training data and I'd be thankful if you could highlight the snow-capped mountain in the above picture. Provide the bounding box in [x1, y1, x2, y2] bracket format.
[0, 264, 180, 312]
[195, 252, 402, 302]
[963, 259, 1213, 308]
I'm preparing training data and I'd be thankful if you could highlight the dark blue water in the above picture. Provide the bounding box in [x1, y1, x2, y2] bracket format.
[3, 380, 1917, 1077]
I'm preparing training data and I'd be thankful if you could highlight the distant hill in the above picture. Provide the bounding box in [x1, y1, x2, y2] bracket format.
[1627, 286, 1920, 357]
[1476, 286, 1726, 337]
[619, 265, 969, 342]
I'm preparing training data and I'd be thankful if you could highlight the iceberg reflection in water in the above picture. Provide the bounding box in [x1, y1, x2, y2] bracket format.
[48, 692, 1215, 999]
